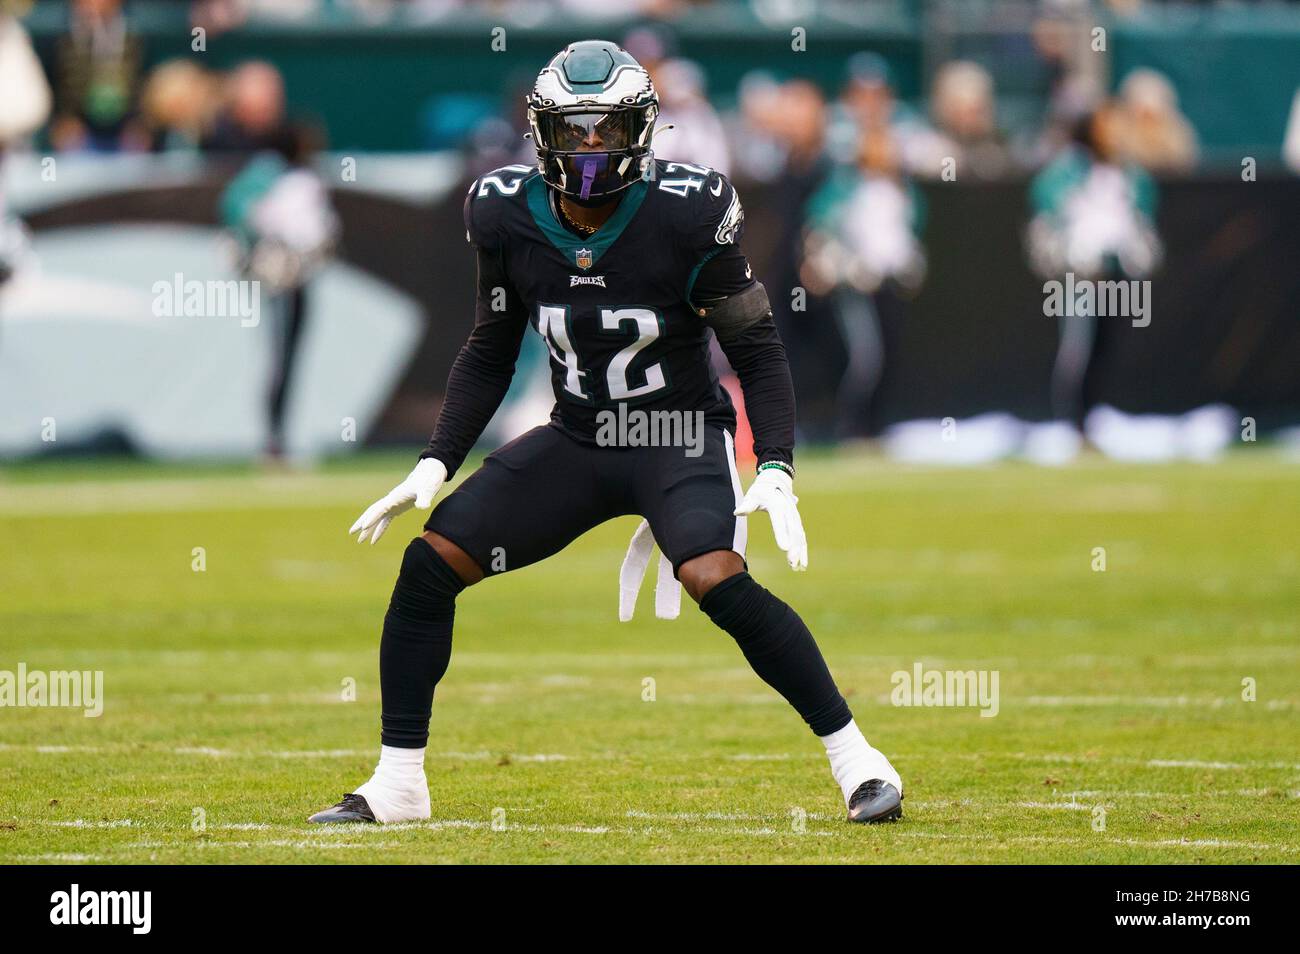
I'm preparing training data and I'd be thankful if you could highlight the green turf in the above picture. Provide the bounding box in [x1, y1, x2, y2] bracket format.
[1, 452, 1298, 864]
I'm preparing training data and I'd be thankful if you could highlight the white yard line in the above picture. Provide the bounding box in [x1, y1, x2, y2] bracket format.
[0, 474, 393, 517]
[195, 840, 400, 850]
[1021, 695, 1295, 710]
[625, 809, 835, 822]
[895, 831, 1299, 853]
[1133, 757, 1300, 771]
[37, 819, 136, 828]
[725, 753, 794, 761]
[12, 853, 106, 862]
[18, 814, 1292, 853]
[1060, 789, 1297, 799]
[164, 693, 346, 706]
[6, 742, 1300, 772]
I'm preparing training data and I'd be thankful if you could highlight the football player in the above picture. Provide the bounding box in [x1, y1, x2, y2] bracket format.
[310, 40, 902, 825]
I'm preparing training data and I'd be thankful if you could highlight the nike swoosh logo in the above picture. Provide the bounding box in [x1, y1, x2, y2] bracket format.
[710, 178, 724, 196]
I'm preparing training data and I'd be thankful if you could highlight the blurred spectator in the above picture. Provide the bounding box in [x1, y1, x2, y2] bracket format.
[727, 71, 788, 182]
[461, 115, 525, 178]
[0, 6, 51, 288]
[837, 52, 897, 133]
[832, 51, 947, 179]
[761, 79, 844, 442]
[0, 5, 50, 147]
[1116, 69, 1198, 173]
[140, 59, 221, 152]
[648, 58, 730, 173]
[1022, 6, 1106, 169]
[220, 122, 338, 461]
[928, 60, 1013, 180]
[190, 0, 307, 37]
[1285, 88, 1300, 174]
[1027, 103, 1161, 430]
[453, 76, 535, 178]
[203, 61, 288, 154]
[801, 124, 925, 439]
[555, 0, 687, 18]
[51, 0, 147, 152]
[624, 27, 730, 173]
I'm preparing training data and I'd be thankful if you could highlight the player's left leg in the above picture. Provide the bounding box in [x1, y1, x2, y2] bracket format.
[678, 551, 902, 823]
[638, 428, 902, 823]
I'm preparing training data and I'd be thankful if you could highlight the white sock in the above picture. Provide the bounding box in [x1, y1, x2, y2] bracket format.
[354, 745, 431, 823]
[820, 720, 902, 807]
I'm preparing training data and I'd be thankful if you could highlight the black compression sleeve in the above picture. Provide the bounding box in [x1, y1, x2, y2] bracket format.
[690, 243, 755, 306]
[420, 249, 527, 478]
[712, 309, 796, 470]
[694, 250, 796, 470]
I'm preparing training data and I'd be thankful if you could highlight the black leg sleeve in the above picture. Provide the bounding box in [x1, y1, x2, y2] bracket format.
[379, 538, 467, 748]
[700, 572, 852, 737]
[268, 287, 308, 446]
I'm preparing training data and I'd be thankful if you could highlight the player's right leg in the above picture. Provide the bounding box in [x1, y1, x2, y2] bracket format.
[309, 425, 621, 823]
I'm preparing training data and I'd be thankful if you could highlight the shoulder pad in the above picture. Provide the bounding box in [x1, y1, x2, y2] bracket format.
[658, 164, 745, 254]
[463, 164, 535, 250]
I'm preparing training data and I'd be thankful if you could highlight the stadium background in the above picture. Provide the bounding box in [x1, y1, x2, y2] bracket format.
[2, 0, 1299, 461]
[1, 0, 1299, 866]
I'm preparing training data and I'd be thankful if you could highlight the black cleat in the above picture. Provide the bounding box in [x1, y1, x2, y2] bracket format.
[308, 793, 377, 824]
[847, 779, 903, 824]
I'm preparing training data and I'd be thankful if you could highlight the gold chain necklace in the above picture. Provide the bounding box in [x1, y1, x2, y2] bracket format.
[557, 197, 599, 236]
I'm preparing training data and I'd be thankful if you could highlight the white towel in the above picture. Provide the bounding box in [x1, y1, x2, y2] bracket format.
[618, 519, 681, 622]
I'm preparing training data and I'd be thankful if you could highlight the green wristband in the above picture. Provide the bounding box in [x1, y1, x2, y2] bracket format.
[757, 460, 795, 479]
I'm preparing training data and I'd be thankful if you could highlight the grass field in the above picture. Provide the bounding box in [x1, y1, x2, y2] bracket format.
[1, 451, 1298, 864]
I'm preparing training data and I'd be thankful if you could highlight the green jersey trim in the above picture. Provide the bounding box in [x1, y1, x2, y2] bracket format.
[525, 175, 649, 271]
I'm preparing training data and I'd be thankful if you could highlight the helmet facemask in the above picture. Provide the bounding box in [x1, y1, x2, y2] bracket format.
[529, 102, 658, 202]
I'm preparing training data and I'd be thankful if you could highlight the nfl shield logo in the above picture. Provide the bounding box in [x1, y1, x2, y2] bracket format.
[575, 247, 593, 270]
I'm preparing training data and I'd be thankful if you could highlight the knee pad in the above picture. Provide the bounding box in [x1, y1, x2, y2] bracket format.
[388, 538, 466, 621]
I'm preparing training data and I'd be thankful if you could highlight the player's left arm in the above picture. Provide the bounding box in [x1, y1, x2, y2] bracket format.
[618, 171, 802, 617]
[693, 248, 807, 570]
[678, 169, 802, 568]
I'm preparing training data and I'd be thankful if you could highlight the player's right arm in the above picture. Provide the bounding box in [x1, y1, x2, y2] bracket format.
[349, 186, 528, 544]
[417, 244, 528, 477]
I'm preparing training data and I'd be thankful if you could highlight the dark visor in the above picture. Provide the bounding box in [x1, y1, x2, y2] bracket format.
[541, 111, 636, 152]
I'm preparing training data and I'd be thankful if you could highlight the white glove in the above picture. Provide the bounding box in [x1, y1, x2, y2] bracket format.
[734, 467, 807, 571]
[348, 458, 447, 545]
[618, 520, 681, 622]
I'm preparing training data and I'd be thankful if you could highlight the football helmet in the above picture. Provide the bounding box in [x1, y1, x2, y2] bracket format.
[527, 39, 659, 202]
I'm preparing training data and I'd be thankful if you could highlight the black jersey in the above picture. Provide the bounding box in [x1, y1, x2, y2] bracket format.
[465, 159, 745, 441]
[423, 159, 795, 479]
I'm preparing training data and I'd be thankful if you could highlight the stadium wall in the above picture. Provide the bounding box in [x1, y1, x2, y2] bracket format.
[9, 166, 1298, 457]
